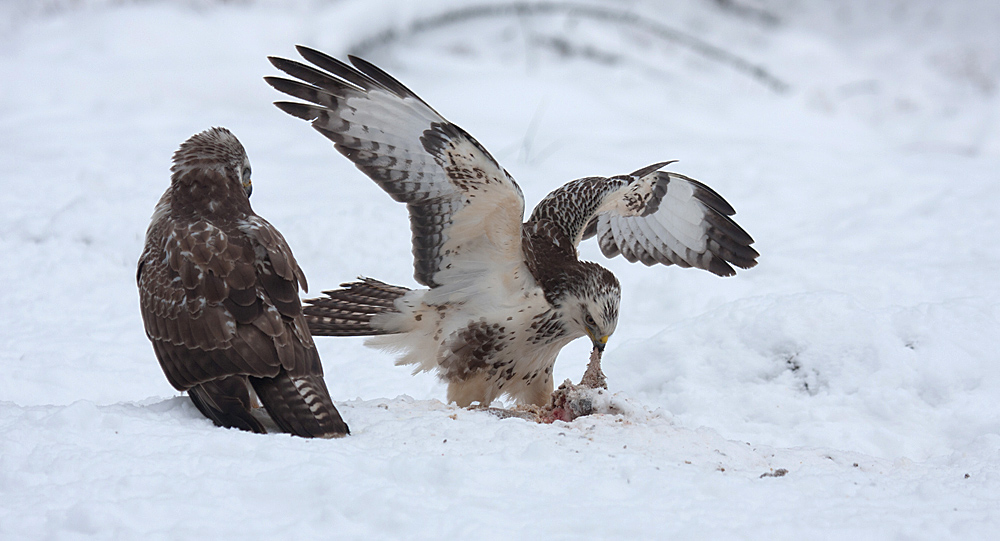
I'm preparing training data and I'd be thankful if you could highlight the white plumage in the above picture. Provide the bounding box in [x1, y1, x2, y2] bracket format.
[265, 47, 758, 406]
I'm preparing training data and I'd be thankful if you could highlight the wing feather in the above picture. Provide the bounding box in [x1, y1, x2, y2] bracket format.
[267, 47, 529, 296]
[530, 163, 757, 277]
[138, 209, 319, 391]
[138, 128, 348, 437]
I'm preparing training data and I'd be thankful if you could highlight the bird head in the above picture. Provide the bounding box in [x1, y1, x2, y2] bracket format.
[559, 262, 621, 352]
[170, 127, 254, 203]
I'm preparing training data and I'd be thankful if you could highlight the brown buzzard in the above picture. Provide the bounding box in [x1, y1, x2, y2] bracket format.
[265, 48, 758, 407]
[137, 127, 349, 437]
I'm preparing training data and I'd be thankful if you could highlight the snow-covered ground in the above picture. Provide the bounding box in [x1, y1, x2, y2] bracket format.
[2, 0, 998, 538]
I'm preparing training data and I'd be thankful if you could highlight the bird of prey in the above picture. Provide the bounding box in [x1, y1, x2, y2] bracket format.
[137, 126, 349, 437]
[265, 47, 758, 407]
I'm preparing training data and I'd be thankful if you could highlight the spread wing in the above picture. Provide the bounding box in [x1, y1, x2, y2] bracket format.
[528, 162, 758, 277]
[265, 46, 529, 298]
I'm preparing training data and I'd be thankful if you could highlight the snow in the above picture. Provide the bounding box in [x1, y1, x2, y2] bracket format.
[2, 0, 999, 538]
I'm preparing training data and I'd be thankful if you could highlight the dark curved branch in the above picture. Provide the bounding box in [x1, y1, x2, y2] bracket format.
[350, 2, 789, 93]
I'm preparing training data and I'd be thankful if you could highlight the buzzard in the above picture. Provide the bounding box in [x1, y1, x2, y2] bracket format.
[265, 47, 758, 407]
[137, 127, 349, 437]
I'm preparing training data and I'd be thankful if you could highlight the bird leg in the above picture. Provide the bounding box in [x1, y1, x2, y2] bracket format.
[479, 347, 610, 423]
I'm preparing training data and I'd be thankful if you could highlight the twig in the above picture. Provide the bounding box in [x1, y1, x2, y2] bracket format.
[350, 1, 789, 93]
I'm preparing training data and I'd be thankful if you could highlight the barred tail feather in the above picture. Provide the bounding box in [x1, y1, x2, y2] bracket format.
[250, 371, 349, 438]
[187, 376, 267, 434]
[304, 277, 409, 336]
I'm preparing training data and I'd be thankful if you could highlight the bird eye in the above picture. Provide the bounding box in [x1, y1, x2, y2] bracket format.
[241, 167, 252, 197]
[585, 314, 596, 326]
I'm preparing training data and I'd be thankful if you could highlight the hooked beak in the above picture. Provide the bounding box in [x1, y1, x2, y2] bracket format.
[592, 334, 609, 352]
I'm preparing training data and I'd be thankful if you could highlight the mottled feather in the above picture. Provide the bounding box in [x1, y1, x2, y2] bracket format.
[268, 49, 758, 407]
[267, 47, 528, 299]
[137, 127, 348, 437]
[534, 163, 758, 277]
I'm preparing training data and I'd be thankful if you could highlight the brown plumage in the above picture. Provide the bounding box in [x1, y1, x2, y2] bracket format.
[137, 127, 348, 437]
[266, 48, 758, 407]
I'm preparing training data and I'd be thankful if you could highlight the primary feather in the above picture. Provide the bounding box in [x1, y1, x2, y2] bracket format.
[267, 48, 758, 406]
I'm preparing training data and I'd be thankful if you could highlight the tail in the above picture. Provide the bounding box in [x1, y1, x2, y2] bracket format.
[250, 370, 350, 438]
[304, 277, 409, 336]
[188, 376, 267, 434]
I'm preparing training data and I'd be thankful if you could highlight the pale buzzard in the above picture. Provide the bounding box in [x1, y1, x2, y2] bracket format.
[266, 48, 758, 407]
[137, 127, 349, 437]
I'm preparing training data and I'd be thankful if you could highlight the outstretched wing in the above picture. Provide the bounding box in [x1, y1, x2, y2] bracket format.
[528, 162, 758, 277]
[266, 46, 529, 297]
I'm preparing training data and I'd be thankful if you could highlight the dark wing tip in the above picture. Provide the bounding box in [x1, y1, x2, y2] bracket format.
[295, 44, 318, 55]
[346, 55, 384, 77]
[703, 210, 759, 274]
[266, 55, 285, 69]
[298, 45, 352, 74]
[629, 160, 677, 178]
[263, 75, 296, 93]
[347, 54, 420, 100]
[267, 55, 302, 75]
[713, 255, 758, 276]
[708, 258, 737, 277]
[689, 177, 738, 216]
[273, 101, 321, 121]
